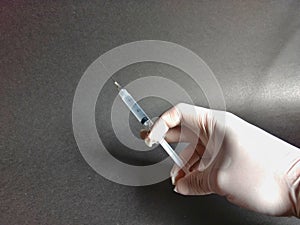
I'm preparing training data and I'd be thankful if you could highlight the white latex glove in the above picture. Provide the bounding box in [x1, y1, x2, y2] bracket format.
[141, 103, 300, 217]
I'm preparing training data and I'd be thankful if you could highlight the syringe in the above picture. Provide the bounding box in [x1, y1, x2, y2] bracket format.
[113, 79, 188, 174]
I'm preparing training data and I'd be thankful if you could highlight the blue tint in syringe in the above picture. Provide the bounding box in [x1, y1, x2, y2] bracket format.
[113, 79, 188, 174]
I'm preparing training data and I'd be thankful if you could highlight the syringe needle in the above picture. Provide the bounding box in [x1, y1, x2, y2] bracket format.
[112, 78, 122, 90]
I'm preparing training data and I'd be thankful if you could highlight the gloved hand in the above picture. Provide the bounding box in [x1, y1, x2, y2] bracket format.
[141, 103, 300, 217]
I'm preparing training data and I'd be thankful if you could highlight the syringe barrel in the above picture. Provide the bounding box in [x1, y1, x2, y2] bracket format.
[119, 89, 150, 125]
[118, 87, 188, 173]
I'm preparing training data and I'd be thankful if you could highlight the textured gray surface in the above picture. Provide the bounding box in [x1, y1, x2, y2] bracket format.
[1, 1, 300, 224]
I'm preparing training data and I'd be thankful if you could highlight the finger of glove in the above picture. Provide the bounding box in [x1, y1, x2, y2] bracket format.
[145, 103, 209, 147]
[175, 170, 212, 195]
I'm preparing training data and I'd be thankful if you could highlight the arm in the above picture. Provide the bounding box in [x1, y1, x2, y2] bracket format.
[142, 103, 300, 217]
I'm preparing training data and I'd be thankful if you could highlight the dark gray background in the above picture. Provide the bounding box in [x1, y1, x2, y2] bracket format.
[1, 1, 300, 224]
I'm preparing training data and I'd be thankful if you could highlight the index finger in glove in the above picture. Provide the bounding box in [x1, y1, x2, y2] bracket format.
[145, 103, 209, 147]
